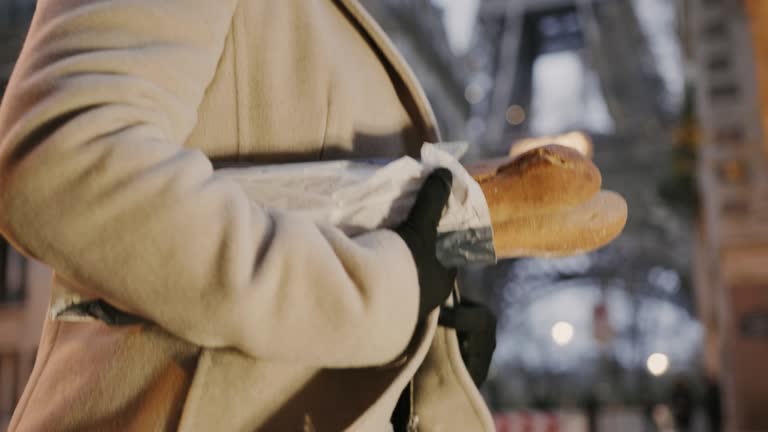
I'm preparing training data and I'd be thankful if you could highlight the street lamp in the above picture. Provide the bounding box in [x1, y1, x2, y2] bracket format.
[551, 321, 575, 346]
[647, 352, 670, 376]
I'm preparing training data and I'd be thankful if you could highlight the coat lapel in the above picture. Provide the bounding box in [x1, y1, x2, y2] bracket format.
[335, 0, 442, 144]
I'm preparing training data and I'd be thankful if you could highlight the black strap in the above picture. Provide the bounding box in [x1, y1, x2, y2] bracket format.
[438, 300, 497, 387]
[391, 384, 412, 432]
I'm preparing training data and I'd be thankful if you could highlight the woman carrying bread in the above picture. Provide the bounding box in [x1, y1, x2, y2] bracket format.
[0, 0, 496, 431]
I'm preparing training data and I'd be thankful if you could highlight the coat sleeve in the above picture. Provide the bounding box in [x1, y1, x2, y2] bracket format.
[0, 0, 420, 368]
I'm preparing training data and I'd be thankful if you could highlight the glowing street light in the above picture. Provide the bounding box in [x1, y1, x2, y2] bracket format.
[551, 321, 574, 346]
[647, 353, 670, 376]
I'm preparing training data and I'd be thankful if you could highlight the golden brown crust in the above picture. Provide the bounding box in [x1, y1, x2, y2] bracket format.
[491, 190, 628, 258]
[464, 156, 516, 182]
[509, 131, 594, 159]
[463, 144, 625, 258]
[468, 145, 602, 222]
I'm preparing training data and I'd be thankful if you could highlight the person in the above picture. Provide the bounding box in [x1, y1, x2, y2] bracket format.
[0, 0, 495, 430]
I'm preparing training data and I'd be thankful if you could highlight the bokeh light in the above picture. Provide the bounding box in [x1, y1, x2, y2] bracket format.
[551, 321, 575, 346]
[647, 353, 670, 376]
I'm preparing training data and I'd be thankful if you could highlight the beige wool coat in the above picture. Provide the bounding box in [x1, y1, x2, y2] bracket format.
[0, 0, 495, 430]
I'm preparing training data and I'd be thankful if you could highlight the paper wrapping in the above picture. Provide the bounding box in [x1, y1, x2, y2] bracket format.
[215, 144, 496, 266]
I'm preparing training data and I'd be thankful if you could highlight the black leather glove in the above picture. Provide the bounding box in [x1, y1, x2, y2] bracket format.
[395, 168, 457, 321]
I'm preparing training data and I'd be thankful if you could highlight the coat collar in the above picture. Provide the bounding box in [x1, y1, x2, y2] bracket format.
[334, 0, 442, 145]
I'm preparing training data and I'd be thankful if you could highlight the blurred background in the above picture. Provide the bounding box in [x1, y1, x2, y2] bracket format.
[0, 0, 766, 431]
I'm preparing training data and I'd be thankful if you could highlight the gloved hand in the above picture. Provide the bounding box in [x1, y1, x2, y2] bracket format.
[395, 168, 457, 321]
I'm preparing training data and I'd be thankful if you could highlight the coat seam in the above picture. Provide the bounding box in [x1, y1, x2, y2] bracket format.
[318, 80, 332, 161]
[231, 5, 249, 160]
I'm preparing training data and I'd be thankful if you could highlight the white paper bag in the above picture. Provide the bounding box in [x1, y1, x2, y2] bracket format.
[215, 144, 496, 266]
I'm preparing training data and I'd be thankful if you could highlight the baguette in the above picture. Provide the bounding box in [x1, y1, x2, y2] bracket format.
[489, 190, 627, 258]
[464, 144, 626, 258]
[468, 145, 602, 221]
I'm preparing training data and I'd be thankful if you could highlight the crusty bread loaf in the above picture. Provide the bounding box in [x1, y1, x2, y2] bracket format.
[509, 131, 594, 159]
[468, 145, 602, 222]
[489, 190, 627, 258]
[464, 144, 626, 259]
